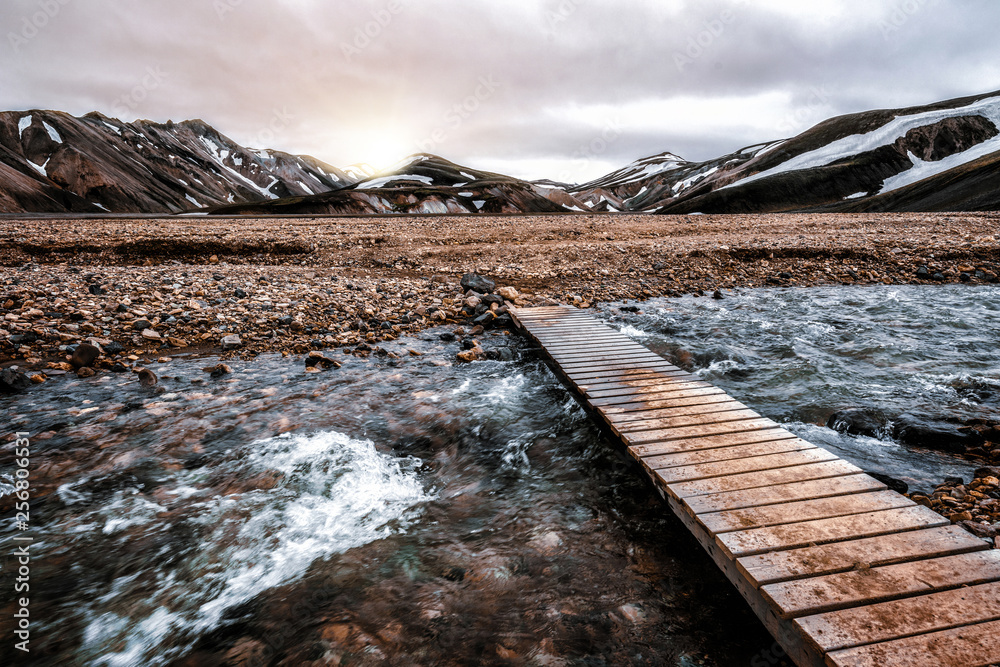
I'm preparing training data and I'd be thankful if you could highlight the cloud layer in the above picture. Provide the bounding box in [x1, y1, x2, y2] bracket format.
[2, 0, 999, 181]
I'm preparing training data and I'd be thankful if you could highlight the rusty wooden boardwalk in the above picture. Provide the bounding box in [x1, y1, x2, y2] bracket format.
[510, 305, 1000, 667]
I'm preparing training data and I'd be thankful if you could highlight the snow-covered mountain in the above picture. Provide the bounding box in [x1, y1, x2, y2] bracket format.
[3, 89, 999, 216]
[211, 154, 594, 215]
[0, 110, 356, 213]
[624, 89, 1000, 214]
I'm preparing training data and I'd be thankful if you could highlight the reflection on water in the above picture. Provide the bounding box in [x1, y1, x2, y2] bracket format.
[601, 285, 999, 491]
[1, 330, 775, 666]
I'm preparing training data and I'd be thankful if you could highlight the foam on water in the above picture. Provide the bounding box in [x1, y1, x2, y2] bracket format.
[79, 431, 432, 666]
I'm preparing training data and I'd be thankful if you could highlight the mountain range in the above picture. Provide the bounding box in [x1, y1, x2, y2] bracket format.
[1, 89, 998, 216]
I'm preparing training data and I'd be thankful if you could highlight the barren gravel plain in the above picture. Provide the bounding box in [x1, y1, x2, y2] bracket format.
[1, 212, 999, 367]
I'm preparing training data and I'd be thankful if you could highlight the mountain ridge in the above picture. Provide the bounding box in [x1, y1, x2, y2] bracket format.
[2, 88, 999, 216]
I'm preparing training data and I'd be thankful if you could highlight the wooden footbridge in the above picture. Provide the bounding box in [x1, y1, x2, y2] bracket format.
[510, 305, 1000, 667]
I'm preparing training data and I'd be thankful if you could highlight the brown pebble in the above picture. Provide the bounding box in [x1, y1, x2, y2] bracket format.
[70, 343, 101, 368]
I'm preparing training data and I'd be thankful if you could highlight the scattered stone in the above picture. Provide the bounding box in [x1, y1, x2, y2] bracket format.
[893, 414, 983, 454]
[141, 329, 162, 341]
[305, 351, 342, 370]
[204, 363, 233, 378]
[456, 345, 486, 363]
[70, 343, 101, 369]
[461, 273, 496, 294]
[76, 367, 96, 378]
[0, 368, 31, 394]
[221, 334, 243, 350]
[137, 368, 158, 387]
[497, 286, 519, 301]
[167, 337, 189, 348]
[712, 290, 724, 300]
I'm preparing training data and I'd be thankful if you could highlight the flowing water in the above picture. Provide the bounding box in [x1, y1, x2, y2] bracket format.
[601, 285, 1000, 491]
[1, 332, 773, 667]
[2, 285, 997, 666]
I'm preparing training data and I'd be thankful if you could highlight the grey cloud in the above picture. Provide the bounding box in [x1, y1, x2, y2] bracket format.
[1, 0, 998, 180]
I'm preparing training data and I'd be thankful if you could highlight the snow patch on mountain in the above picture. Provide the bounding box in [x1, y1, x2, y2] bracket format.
[43, 121, 62, 143]
[18, 115, 32, 138]
[730, 95, 1000, 189]
[879, 134, 1000, 194]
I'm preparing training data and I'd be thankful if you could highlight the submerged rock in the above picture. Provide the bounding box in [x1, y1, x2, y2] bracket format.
[827, 407, 890, 438]
[70, 343, 101, 369]
[893, 413, 984, 454]
[137, 368, 158, 387]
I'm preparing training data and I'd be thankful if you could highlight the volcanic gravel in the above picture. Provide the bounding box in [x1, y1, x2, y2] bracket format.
[2, 212, 999, 371]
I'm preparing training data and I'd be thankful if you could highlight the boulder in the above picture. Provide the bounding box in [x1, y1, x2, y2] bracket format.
[461, 273, 496, 294]
[893, 413, 984, 454]
[70, 343, 101, 368]
[0, 368, 31, 394]
[827, 407, 890, 438]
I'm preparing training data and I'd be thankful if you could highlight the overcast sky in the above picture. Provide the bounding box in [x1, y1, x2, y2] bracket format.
[2, 0, 999, 182]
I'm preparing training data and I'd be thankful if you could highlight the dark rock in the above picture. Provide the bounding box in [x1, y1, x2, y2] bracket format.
[439, 332, 457, 342]
[137, 368, 158, 387]
[278, 316, 294, 326]
[110, 362, 129, 373]
[132, 319, 152, 331]
[460, 339, 477, 350]
[778, 272, 793, 280]
[960, 272, 973, 283]
[712, 290, 724, 300]
[975, 467, 1000, 480]
[104, 341, 125, 355]
[0, 368, 31, 394]
[234, 288, 248, 299]
[496, 347, 515, 362]
[943, 476, 966, 486]
[916, 266, 930, 278]
[204, 363, 233, 378]
[88, 283, 106, 296]
[493, 314, 514, 329]
[893, 414, 984, 454]
[9, 333, 38, 345]
[461, 273, 496, 294]
[355, 342, 373, 353]
[866, 471, 908, 494]
[932, 272, 946, 281]
[115, 303, 129, 313]
[473, 311, 496, 328]
[482, 294, 505, 307]
[70, 343, 101, 369]
[827, 407, 890, 438]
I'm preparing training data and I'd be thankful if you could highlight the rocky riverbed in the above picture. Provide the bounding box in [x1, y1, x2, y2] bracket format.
[2, 212, 999, 375]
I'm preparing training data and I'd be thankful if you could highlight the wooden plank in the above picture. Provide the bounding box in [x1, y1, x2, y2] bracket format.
[642, 438, 817, 470]
[826, 618, 1000, 667]
[718, 506, 947, 559]
[739, 525, 990, 588]
[582, 380, 716, 398]
[684, 472, 882, 516]
[629, 428, 798, 457]
[626, 417, 781, 446]
[567, 369, 693, 384]
[548, 350, 657, 363]
[560, 358, 676, 372]
[656, 448, 840, 484]
[602, 392, 737, 414]
[608, 399, 752, 423]
[667, 460, 863, 500]
[761, 550, 1000, 619]
[613, 408, 763, 433]
[796, 581, 1000, 653]
[563, 362, 683, 376]
[700, 490, 912, 534]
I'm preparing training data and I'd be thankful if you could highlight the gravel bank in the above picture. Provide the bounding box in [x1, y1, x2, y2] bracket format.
[2, 212, 999, 372]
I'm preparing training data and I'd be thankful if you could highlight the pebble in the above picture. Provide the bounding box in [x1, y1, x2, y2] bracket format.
[137, 368, 158, 387]
[70, 343, 101, 368]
